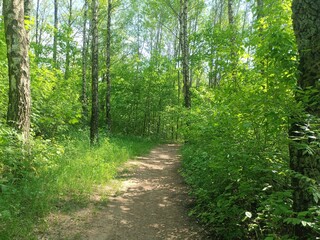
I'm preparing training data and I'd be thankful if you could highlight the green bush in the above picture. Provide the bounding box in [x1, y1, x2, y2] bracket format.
[31, 66, 82, 137]
[180, 75, 297, 239]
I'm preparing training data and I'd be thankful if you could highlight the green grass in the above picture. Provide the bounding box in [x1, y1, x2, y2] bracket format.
[0, 130, 158, 239]
[110, 135, 159, 157]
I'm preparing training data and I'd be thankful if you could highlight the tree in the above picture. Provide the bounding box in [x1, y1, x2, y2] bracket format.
[105, 0, 112, 131]
[24, 0, 31, 20]
[290, 0, 320, 237]
[35, 0, 41, 59]
[180, 0, 191, 109]
[90, 0, 99, 144]
[3, 0, 31, 143]
[256, 0, 264, 21]
[81, 0, 89, 121]
[53, 0, 58, 66]
[228, 0, 238, 86]
[64, 0, 73, 80]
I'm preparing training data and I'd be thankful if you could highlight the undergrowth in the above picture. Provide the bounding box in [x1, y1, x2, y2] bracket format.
[180, 86, 320, 239]
[0, 128, 157, 239]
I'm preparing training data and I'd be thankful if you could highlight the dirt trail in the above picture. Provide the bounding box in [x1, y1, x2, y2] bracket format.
[42, 144, 207, 240]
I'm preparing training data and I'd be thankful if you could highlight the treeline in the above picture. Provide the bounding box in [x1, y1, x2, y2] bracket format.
[0, 0, 319, 239]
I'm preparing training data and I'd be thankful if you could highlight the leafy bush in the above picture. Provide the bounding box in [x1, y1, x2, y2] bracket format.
[31, 65, 82, 137]
[178, 1, 320, 238]
[181, 87, 294, 239]
[181, 86, 320, 239]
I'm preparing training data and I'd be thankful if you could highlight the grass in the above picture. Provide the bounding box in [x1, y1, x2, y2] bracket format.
[0, 130, 158, 239]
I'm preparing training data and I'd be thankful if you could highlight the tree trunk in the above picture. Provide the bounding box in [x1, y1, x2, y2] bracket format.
[290, 0, 320, 238]
[24, 0, 31, 20]
[81, 0, 88, 122]
[105, 0, 112, 132]
[35, 0, 40, 59]
[180, 0, 191, 109]
[228, 0, 238, 87]
[256, 0, 264, 21]
[53, 0, 58, 66]
[4, 0, 31, 143]
[65, 0, 73, 80]
[90, 0, 99, 144]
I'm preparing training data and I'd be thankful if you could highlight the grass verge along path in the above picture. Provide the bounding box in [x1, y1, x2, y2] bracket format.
[40, 144, 208, 239]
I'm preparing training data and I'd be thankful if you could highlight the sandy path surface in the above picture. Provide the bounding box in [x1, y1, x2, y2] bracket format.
[41, 144, 207, 240]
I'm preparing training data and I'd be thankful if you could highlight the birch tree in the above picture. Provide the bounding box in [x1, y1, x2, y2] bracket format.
[3, 0, 31, 143]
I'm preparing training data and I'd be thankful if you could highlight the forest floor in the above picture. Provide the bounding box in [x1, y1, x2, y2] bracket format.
[39, 144, 208, 240]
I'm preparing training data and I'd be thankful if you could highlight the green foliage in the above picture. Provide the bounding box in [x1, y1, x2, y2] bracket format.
[110, 54, 179, 138]
[1, 0, 320, 239]
[179, 1, 320, 239]
[31, 65, 82, 137]
[110, 135, 159, 157]
[0, 130, 157, 239]
[0, 20, 8, 123]
[181, 84, 295, 239]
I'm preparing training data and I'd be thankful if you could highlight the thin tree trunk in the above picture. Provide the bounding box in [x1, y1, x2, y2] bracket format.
[65, 0, 73, 80]
[105, 0, 112, 132]
[180, 0, 191, 109]
[228, 0, 237, 87]
[35, 0, 40, 59]
[174, 24, 181, 140]
[177, 14, 182, 105]
[4, 0, 31, 143]
[81, 0, 88, 121]
[256, 0, 264, 22]
[90, 0, 99, 144]
[24, 0, 31, 20]
[53, 0, 58, 66]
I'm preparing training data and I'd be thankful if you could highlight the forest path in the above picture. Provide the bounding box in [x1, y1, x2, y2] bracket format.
[42, 144, 207, 240]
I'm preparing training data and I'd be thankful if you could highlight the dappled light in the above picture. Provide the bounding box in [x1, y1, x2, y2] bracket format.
[82, 144, 206, 239]
[39, 145, 207, 239]
[1, 0, 320, 239]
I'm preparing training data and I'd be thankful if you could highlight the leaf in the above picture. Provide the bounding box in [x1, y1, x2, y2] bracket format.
[265, 237, 274, 240]
[245, 211, 252, 218]
[313, 192, 320, 203]
[284, 217, 301, 225]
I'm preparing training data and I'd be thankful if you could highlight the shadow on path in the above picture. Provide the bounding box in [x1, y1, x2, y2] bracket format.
[41, 144, 208, 240]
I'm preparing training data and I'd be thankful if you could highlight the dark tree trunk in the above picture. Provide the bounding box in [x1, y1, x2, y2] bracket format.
[227, 0, 234, 31]
[24, 0, 31, 19]
[65, 0, 73, 80]
[290, 0, 320, 238]
[35, 0, 40, 59]
[81, 0, 89, 122]
[53, 0, 58, 66]
[90, 0, 99, 144]
[4, 0, 31, 143]
[105, 0, 112, 132]
[228, 0, 238, 87]
[256, 0, 264, 21]
[180, 0, 191, 109]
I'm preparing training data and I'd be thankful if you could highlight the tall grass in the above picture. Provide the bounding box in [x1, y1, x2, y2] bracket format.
[0, 130, 157, 239]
